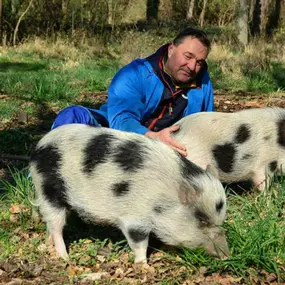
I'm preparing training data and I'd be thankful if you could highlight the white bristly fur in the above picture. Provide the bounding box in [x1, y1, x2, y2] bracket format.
[30, 124, 228, 263]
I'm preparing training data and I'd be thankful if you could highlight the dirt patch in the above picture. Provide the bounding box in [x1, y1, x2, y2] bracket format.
[214, 90, 285, 112]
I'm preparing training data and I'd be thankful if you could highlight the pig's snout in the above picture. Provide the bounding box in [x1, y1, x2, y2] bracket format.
[205, 229, 229, 260]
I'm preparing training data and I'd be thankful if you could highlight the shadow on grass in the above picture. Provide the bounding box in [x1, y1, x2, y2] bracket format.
[0, 102, 59, 185]
[224, 181, 254, 195]
[271, 62, 285, 90]
[63, 210, 163, 258]
[0, 62, 47, 73]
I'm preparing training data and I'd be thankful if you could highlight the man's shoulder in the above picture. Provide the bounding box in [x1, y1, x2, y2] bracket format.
[124, 58, 153, 74]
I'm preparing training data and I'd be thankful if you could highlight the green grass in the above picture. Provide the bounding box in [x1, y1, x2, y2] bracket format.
[0, 168, 285, 282]
[1, 32, 285, 122]
[0, 52, 119, 120]
[0, 167, 34, 204]
[209, 59, 285, 93]
[1, 33, 285, 283]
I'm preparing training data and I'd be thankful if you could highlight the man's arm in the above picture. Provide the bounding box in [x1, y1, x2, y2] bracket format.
[202, 72, 214, 111]
[107, 61, 187, 156]
[107, 62, 149, 134]
[145, 125, 187, 156]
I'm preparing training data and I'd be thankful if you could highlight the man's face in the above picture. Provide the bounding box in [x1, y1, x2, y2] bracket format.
[165, 37, 209, 84]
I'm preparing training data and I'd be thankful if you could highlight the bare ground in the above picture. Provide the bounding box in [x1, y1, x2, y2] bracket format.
[1, 91, 285, 284]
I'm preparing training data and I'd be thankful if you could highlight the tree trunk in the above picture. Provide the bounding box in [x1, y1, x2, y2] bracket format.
[11, 0, 16, 14]
[0, 0, 3, 46]
[260, 0, 271, 34]
[251, 0, 261, 36]
[249, 0, 256, 22]
[199, 0, 208, 27]
[265, 0, 280, 35]
[146, 0, 160, 23]
[62, 0, 69, 29]
[107, 0, 113, 25]
[282, 0, 285, 26]
[186, 0, 195, 20]
[238, 0, 249, 46]
[13, 0, 34, 46]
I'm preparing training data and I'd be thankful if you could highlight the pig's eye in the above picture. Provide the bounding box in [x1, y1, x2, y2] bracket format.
[216, 199, 224, 214]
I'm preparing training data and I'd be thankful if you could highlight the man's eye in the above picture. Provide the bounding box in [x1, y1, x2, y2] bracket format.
[185, 54, 193, 60]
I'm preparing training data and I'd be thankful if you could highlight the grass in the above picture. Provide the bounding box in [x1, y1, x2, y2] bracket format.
[208, 40, 285, 93]
[180, 181, 285, 281]
[1, 30, 285, 283]
[1, 30, 285, 122]
[0, 168, 285, 283]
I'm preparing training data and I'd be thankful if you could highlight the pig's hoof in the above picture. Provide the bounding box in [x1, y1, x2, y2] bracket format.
[61, 253, 69, 261]
[254, 181, 266, 191]
[134, 258, 148, 264]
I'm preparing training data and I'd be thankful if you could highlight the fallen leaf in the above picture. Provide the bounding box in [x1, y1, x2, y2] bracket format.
[10, 204, 21, 214]
[37, 243, 47, 252]
[81, 272, 109, 281]
[67, 265, 77, 276]
[0, 269, 7, 277]
[113, 267, 124, 278]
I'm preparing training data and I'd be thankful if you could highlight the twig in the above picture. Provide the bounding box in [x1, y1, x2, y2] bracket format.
[0, 154, 30, 161]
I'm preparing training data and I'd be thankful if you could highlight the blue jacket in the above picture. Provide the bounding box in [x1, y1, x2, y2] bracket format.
[95, 45, 214, 135]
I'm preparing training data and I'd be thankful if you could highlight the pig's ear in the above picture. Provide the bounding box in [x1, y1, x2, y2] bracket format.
[206, 164, 219, 178]
[178, 182, 200, 205]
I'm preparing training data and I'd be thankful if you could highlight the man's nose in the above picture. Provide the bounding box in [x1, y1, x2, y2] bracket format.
[186, 58, 197, 71]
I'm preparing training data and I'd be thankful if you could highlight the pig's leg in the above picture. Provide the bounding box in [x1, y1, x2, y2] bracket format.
[120, 220, 150, 263]
[252, 169, 272, 191]
[44, 207, 68, 259]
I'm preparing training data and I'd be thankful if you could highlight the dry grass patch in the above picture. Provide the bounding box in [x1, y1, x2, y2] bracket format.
[13, 36, 107, 62]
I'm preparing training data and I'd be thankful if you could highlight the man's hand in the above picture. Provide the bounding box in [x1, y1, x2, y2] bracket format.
[145, 125, 187, 156]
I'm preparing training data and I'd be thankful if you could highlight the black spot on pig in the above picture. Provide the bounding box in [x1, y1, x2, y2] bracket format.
[111, 181, 130, 197]
[212, 143, 236, 173]
[264, 135, 271, 141]
[180, 155, 204, 179]
[113, 140, 146, 172]
[31, 145, 68, 209]
[194, 209, 211, 228]
[153, 203, 172, 214]
[277, 119, 285, 148]
[153, 205, 164, 214]
[269, 161, 278, 172]
[235, 124, 251, 144]
[242, 154, 252, 160]
[128, 228, 149, 242]
[216, 200, 224, 214]
[153, 198, 174, 214]
[82, 133, 115, 174]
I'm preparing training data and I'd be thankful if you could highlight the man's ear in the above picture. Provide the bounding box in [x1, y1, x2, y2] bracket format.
[206, 164, 219, 179]
[168, 43, 174, 58]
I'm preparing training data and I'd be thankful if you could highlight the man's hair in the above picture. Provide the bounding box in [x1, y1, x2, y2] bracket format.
[173, 27, 211, 50]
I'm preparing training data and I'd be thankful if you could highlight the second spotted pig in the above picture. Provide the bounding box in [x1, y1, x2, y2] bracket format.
[173, 107, 285, 190]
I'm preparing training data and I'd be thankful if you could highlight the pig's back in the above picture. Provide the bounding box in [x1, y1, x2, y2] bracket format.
[173, 108, 285, 182]
[31, 124, 183, 221]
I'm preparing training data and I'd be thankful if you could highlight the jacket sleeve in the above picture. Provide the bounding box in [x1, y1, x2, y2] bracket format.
[107, 62, 149, 135]
[202, 72, 215, 111]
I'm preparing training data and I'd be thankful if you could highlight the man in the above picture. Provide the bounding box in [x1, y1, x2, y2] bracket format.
[52, 27, 213, 156]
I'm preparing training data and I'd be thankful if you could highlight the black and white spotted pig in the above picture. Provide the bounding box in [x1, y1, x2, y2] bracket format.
[30, 124, 228, 263]
[173, 107, 285, 190]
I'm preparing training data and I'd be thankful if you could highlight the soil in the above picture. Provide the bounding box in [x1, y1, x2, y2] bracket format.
[1, 91, 285, 284]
